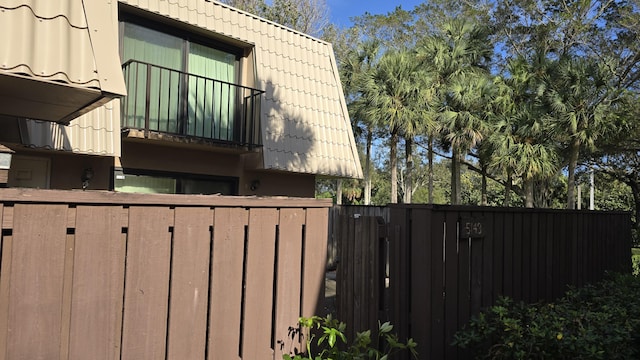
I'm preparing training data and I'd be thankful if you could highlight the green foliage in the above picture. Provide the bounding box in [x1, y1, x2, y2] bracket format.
[454, 273, 640, 359]
[633, 249, 640, 276]
[283, 315, 418, 360]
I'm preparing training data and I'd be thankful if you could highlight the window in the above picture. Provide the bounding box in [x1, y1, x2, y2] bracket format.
[121, 19, 242, 141]
[114, 168, 237, 195]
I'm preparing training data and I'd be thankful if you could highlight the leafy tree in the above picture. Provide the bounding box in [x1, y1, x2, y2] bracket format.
[493, 0, 640, 209]
[219, 0, 329, 37]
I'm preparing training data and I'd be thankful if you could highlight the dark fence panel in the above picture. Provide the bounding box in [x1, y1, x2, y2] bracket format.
[332, 209, 387, 344]
[331, 204, 632, 360]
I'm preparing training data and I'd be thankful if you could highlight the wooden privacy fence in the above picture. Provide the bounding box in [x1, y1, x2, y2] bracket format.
[327, 206, 389, 270]
[0, 188, 330, 360]
[333, 205, 632, 360]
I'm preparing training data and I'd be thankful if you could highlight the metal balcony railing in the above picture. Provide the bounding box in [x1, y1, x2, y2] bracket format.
[121, 60, 264, 148]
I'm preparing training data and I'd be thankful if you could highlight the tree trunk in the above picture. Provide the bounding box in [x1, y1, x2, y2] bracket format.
[451, 147, 461, 205]
[503, 169, 512, 207]
[364, 128, 372, 205]
[524, 178, 534, 208]
[404, 137, 414, 204]
[566, 138, 580, 209]
[390, 130, 398, 204]
[628, 179, 640, 240]
[481, 166, 488, 206]
[336, 179, 343, 205]
[428, 135, 434, 204]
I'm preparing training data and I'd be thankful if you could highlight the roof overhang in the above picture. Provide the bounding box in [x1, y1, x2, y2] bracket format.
[0, 0, 126, 124]
[0, 72, 116, 123]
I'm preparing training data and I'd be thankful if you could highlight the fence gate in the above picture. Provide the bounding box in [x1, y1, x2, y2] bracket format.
[334, 211, 388, 345]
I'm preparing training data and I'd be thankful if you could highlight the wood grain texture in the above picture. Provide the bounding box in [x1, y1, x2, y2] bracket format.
[0, 188, 332, 208]
[167, 207, 214, 360]
[274, 208, 305, 358]
[6, 204, 68, 360]
[68, 206, 126, 360]
[208, 207, 248, 360]
[121, 206, 173, 360]
[242, 208, 278, 360]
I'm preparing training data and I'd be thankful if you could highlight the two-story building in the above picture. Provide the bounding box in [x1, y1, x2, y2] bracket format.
[0, 0, 362, 197]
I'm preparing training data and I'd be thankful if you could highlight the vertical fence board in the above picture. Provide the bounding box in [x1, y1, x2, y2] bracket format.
[301, 207, 328, 318]
[410, 208, 431, 358]
[166, 207, 214, 360]
[491, 211, 505, 302]
[6, 204, 67, 360]
[337, 212, 354, 334]
[457, 214, 472, 360]
[503, 212, 514, 299]
[121, 206, 173, 360]
[544, 213, 555, 301]
[481, 211, 494, 308]
[530, 212, 540, 302]
[209, 207, 248, 360]
[444, 210, 459, 360]
[576, 213, 586, 287]
[275, 208, 305, 358]
[353, 215, 365, 335]
[69, 206, 126, 360]
[0, 204, 8, 360]
[389, 206, 410, 344]
[367, 217, 380, 342]
[531, 213, 546, 301]
[242, 208, 278, 360]
[430, 210, 446, 360]
[521, 213, 533, 302]
[457, 212, 471, 332]
[513, 213, 523, 301]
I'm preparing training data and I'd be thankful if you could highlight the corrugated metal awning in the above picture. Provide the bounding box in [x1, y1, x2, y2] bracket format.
[0, 0, 126, 124]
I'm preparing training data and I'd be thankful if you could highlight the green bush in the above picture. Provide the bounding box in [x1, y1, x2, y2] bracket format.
[453, 273, 640, 359]
[283, 315, 418, 360]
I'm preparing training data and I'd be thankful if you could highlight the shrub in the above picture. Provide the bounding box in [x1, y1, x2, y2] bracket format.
[283, 315, 418, 360]
[453, 272, 640, 360]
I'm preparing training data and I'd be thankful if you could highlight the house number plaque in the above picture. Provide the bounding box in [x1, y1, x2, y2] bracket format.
[460, 217, 484, 238]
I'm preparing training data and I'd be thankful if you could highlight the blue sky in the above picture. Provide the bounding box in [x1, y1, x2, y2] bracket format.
[327, 0, 425, 27]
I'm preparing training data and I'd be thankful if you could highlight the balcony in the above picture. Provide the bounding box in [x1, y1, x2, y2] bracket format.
[121, 60, 264, 149]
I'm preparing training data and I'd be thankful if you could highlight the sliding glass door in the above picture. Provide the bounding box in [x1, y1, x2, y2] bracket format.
[121, 21, 238, 141]
[122, 22, 183, 133]
[188, 43, 237, 140]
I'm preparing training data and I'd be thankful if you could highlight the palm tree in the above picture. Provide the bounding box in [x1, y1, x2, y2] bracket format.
[543, 57, 612, 209]
[342, 40, 381, 205]
[363, 50, 423, 203]
[417, 19, 493, 204]
[488, 55, 559, 207]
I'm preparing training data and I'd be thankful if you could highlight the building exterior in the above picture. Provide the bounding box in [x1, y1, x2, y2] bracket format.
[0, 0, 362, 197]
